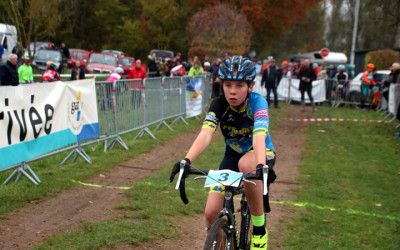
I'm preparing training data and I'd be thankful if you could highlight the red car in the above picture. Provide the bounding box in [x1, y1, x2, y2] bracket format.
[117, 56, 135, 75]
[86, 53, 118, 74]
[67, 49, 90, 68]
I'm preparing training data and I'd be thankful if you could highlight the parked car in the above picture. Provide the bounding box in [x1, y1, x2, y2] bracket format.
[31, 48, 66, 71]
[117, 56, 135, 75]
[67, 49, 90, 68]
[150, 49, 174, 61]
[24, 41, 54, 59]
[102, 50, 125, 57]
[86, 53, 118, 74]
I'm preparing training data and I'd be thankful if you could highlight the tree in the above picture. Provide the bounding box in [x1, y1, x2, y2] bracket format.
[119, 0, 189, 60]
[186, 3, 253, 58]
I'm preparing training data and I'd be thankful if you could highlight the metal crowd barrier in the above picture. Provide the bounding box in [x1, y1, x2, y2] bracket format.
[2, 75, 212, 184]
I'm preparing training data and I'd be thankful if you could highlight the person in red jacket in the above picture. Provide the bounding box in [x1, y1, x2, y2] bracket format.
[128, 59, 147, 80]
[128, 59, 146, 109]
[41, 61, 62, 82]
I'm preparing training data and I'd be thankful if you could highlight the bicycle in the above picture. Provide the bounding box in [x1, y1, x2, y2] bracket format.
[172, 161, 270, 250]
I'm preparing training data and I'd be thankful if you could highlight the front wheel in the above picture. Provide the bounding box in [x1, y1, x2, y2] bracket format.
[204, 218, 235, 250]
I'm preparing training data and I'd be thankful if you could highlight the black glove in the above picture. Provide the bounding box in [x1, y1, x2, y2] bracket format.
[170, 158, 191, 183]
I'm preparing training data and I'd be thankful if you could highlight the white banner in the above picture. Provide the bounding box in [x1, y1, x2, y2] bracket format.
[185, 77, 203, 118]
[254, 76, 326, 103]
[388, 83, 400, 115]
[0, 79, 99, 170]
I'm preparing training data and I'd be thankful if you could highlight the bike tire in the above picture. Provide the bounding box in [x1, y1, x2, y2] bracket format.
[204, 218, 235, 250]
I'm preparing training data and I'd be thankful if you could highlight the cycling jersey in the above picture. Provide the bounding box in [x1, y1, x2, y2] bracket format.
[335, 72, 348, 84]
[203, 92, 275, 154]
[41, 69, 61, 82]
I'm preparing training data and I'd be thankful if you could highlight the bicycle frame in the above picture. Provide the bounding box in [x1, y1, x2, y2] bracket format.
[212, 186, 252, 250]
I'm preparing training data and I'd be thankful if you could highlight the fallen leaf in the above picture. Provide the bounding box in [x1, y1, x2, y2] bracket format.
[375, 203, 382, 207]
[322, 220, 332, 223]
[89, 201, 93, 204]
[99, 174, 106, 178]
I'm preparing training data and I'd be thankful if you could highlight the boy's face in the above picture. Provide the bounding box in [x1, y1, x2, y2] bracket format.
[223, 81, 252, 108]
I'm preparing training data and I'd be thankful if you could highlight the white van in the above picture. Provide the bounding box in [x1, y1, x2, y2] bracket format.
[0, 23, 18, 64]
[290, 51, 348, 65]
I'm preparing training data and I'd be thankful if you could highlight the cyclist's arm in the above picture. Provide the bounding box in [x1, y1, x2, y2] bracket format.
[362, 71, 371, 84]
[253, 133, 266, 165]
[185, 127, 214, 163]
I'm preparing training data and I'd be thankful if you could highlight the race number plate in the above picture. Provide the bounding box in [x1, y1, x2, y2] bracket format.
[204, 170, 243, 188]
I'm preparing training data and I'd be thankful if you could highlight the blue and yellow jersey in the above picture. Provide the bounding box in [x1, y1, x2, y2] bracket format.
[203, 92, 274, 154]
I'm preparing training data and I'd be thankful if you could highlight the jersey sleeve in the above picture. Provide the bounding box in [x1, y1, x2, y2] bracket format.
[202, 96, 224, 132]
[249, 93, 270, 137]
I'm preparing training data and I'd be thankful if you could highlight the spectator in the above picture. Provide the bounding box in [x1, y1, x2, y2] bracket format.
[11, 41, 24, 67]
[203, 61, 211, 72]
[280, 60, 289, 75]
[70, 60, 85, 80]
[328, 64, 337, 79]
[255, 60, 262, 75]
[370, 68, 381, 109]
[313, 63, 320, 77]
[382, 62, 400, 104]
[104, 67, 124, 109]
[106, 67, 123, 83]
[298, 59, 316, 111]
[211, 58, 221, 97]
[185, 57, 193, 72]
[175, 52, 182, 65]
[87, 48, 93, 58]
[188, 59, 204, 76]
[317, 65, 328, 79]
[129, 59, 147, 80]
[167, 57, 178, 73]
[332, 65, 349, 106]
[224, 51, 231, 60]
[0, 43, 4, 67]
[0, 53, 19, 86]
[361, 63, 375, 108]
[58, 42, 70, 74]
[41, 61, 62, 82]
[261, 58, 282, 108]
[157, 63, 170, 77]
[147, 52, 158, 75]
[18, 59, 34, 84]
[291, 60, 302, 79]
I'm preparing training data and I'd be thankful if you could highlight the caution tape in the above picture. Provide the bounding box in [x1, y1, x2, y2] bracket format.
[270, 200, 400, 222]
[285, 118, 392, 123]
[72, 179, 400, 222]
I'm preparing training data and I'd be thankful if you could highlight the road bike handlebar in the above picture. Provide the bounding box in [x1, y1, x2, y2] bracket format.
[173, 160, 269, 204]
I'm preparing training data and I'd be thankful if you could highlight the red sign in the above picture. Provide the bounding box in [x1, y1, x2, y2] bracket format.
[320, 48, 330, 57]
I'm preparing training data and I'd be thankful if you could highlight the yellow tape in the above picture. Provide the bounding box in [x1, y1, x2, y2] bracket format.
[71, 179, 132, 190]
[72, 179, 400, 222]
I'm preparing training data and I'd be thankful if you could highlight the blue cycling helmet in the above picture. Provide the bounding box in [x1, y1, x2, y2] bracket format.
[218, 56, 256, 84]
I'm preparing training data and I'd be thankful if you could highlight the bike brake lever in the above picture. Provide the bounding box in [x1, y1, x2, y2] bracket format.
[194, 176, 207, 181]
[175, 160, 186, 190]
[242, 178, 256, 186]
[263, 165, 269, 195]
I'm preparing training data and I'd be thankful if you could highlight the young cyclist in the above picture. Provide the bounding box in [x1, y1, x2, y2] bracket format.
[170, 56, 276, 249]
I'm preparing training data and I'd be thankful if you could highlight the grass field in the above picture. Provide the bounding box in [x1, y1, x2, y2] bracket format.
[281, 105, 400, 249]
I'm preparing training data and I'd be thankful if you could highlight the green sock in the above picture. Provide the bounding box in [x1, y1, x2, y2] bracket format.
[251, 214, 266, 235]
[251, 214, 265, 227]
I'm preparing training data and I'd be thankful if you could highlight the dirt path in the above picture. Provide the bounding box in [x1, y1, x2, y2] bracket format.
[0, 105, 310, 249]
